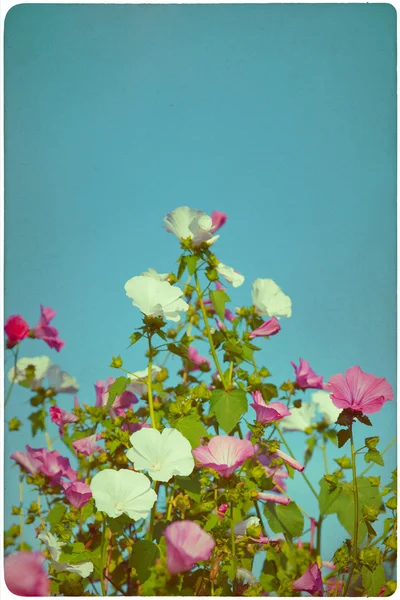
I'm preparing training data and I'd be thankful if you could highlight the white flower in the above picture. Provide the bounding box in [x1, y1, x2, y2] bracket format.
[124, 276, 189, 322]
[47, 365, 79, 394]
[217, 263, 245, 288]
[252, 278, 292, 318]
[8, 356, 79, 394]
[163, 206, 219, 247]
[90, 469, 157, 520]
[233, 516, 260, 536]
[142, 268, 170, 281]
[281, 403, 316, 432]
[312, 391, 341, 425]
[236, 568, 258, 585]
[127, 365, 162, 396]
[127, 427, 194, 482]
[38, 531, 93, 578]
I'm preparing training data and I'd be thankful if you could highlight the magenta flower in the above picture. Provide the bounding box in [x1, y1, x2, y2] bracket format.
[250, 391, 291, 423]
[61, 480, 92, 508]
[4, 551, 49, 596]
[4, 315, 30, 348]
[50, 406, 78, 436]
[257, 492, 290, 506]
[33, 305, 65, 352]
[249, 317, 281, 339]
[95, 378, 138, 417]
[326, 365, 394, 415]
[217, 503, 228, 518]
[165, 520, 215, 574]
[291, 358, 324, 390]
[292, 563, 324, 596]
[10, 446, 42, 474]
[187, 346, 211, 371]
[12, 445, 77, 485]
[193, 436, 254, 478]
[121, 421, 151, 434]
[72, 433, 102, 456]
[211, 210, 228, 232]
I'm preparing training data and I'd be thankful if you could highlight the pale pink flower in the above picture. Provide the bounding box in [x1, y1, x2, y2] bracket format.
[33, 305, 65, 352]
[10, 446, 42, 474]
[61, 480, 92, 508]
[257, 492, 290, 505]
[250, 391, 291, 423]
[4, 315, 30, 348]
[211, 211, 228, 232]
[292, 563, 324, 596]
[215, 281, 226, 291]
[50, 406, 78, 436]
[72, 434, 102, 456]
[274, 448, 305, 473]
[12, 446, 77, 485]
[193, 436, 254, 478]
[165, 520, 215, 574]
[326, 365, 394, 415]
[215, 318, 226, 331]
[187, 346, 211, 371]
[4, 551, 49, 596]
[249, 317, 281, 339]
[291, 358, 324, 390]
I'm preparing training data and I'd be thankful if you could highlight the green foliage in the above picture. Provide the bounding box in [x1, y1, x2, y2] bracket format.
[47, 504, 67, 532]
[129, 540, 160, 583]
[336, 428, 351, 448]
[264, 502, 304, 538]
[362, 565, 386, 596]
[8, 417, 22, 431]
[209, 388, 248, 433]
[106, 376, 130, 408]
[176, 414, 208, 448]
[365, 448, 384, 466]
[209, 289, 230, 321]
[28, 409, 46, 436]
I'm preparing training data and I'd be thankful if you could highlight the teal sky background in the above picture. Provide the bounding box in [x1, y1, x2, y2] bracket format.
[4, 3, 396, 570]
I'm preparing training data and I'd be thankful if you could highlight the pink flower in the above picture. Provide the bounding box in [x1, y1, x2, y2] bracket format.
[33, 305, 65, 352]
[12, 446, 77, 485]
[250, 391, 291, 424]
[4, 315, 30, 348]
[274, 448, 305, 473]
[291, 358, 324, 390]
[217, 503, 228, 518]
[95, 378, 138, 417]
[257, 492, 290, 505]
[11, 446, 42, 474]
[215, 318, 226, 331]
[263, 465, 289, 492]
[72, 433, 102, 456]
[193, 436, 254, 478]
[215, 281, 226, 291]
[121, 421, 151, 434]
[211, 211, 228, 232]
[249, 317, 281, 339]
[292, 563, 324, 596]
[61, 479, 92, 508]
[50, 406, 78, 436]
[326, 365, 394, 415]
[165, 520, 215, 574]
[4, 551, 49, 596]
[187, 346, 211, 371]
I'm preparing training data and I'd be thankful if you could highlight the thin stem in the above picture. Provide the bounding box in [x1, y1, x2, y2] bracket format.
[230, 503, 236, 558]
[228, 361, 234, 387]
[343, 425, 359, 596]
[316, 516, 323, 557]
[166, 484, 175, 521]
[19, 476, 24, 550]
[147, 335, 157, 429]
[321, 443, 329, 474]
[44, 431, 53, 451]
[5, 346, 19, 408]
[194, 272, 227, 389]
[276, 425, 319, 500]
[360, 437, 396, 476]
[148, 482, 159, 541]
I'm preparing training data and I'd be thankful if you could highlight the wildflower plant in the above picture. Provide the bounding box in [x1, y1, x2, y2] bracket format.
[4, 206, 397, 597]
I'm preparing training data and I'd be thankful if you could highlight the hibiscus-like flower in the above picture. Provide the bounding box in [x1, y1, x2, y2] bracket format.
[61, 480, 92, 509]
[33, 305, 65, 352]
[291, 358, 324, 390]
[280, 402, 316, 432]
[292, 563, 324, 596]
[250, 391, 291, 423]
[8, 356, 79, 394]
[38, 530, 93, 577]
[72, 433, 103, 456]
[193, 436, 254, 478]
[187, 346, 211, 371]
[94, 377, 138, 418]
[4, 551, 49, 596]
[249, 317, 281, 339]
[50, 406, 78, 436]
[252, 278, 292, 318]
[326, 365, 394, 415]
[125, 275, 189, 322]
[165, 520, 215, 574]
[163, 206, 220, 247]
[126, 365, 162, 396]
[216, 262, 245, 287]
[4, 315, 30, 348]
[127, 428, 194, 482]
[141, 268, 170, 281]
[90, 468, 157, 520]
[11, 445, 77, 484]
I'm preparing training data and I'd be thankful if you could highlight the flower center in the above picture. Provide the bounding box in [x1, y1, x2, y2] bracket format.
[114, 501, 124, 513]
[152, 462, 162, 471]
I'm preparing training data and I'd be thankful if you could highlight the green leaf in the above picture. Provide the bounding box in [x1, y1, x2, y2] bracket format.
[59, 547, 94, 564]
[209, 289, 230, 321]
[8, 417, 22, 431]
[129, 540, 159, 583]
[365, 449, 384, 466]
[209, 389, 248, 434]
[177, 256, 187, 280]
[28, 410, 46, 436]
[362, 565, 386, 596]
[204, 513, 220, 532]
[365, 436, 379, 450]
[175, 474, 202, 502]
[184, 255, 199, 275]
[106, 376, 130, 408]
[318, 478, 344, 516]
[176, 414, 208, 448]
[264, 502, 304, 538]
[337, 428, 351, 448]
[129, 332, 143, 347]
[47, 504, 67, 532]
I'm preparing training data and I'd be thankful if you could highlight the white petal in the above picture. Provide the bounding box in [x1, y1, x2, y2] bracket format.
[9, 356, 53, 387]
[281, 403, 316, 432]
[217, 263, 245, 288]
[38, 531, 62, 562]
[47, 365, 79, 394]
[252, 278, 292, 318]
[312, 391, 341, 425]
[124, 276, 189, 322]
[142, 268, 170, 281]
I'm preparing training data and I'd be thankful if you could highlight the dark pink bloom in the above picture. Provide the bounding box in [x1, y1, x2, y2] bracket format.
[11, 446, 42, 474]
[203, 299, 235, 323]
[33, 305, 65, 352]
[250, 391, 291, 423]
[24, 446, 77, 485]
[211, 211, 228, 232]
[292, 563, 324, 596]
[121, 421, 151, 434]
[4, 315, 30, 348]
[217, 503, 228, 518]
[165, 520, 215, 574]
[61, 479, 92, 508]
[215, 318, 226, 331]
[225, 309, 235, 322]
[72, 433, 102, 456]
[50, 406, 78, 436]
[4, 551, 49, 596]
[187, 346, 211, 371]
[74, 396, 80, 408]
[249, 317, 281, 339]
[193, 436, 254, 478]
[95, 378, 138, 417]
[257, 492, 290, 505]
[326, 365, 394, 415]
[291, 358, 324, 390]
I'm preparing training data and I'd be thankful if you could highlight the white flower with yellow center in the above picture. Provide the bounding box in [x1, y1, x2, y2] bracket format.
[163, 206, 219, 247]
[124, 275, 189, 322]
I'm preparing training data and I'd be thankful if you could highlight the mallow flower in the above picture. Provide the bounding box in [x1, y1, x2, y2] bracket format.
[281, 402, 316, 432]
[125, 275, 189, 322]
[4, 315, 30, 348]
[61, 480, 92, 509]
[252, 278, 292, 318]
[33, 305, 65, 352]
[163, 206, 220, 247]
[326, 365, 394, 415]
[232, 516, 260, 536]
[193, 436, 254, 478]
[249, 317, 281, 339]
[38, 531, 93, 577]
[211, 210, 228, 232]
[11, 446, 77, 484]
[90, 469, 157, 520]
[292, 563, 324, 596]
[72, 433, 103, 456]
[127, 428, 194, 482]
[4, 551, 49, 596]
[291, 358, 324, 390]
[164, 520, 215, 574]
[187, 346, 211, 371]
[50, 406, 78, 436]
[8, 356, 79, 394]
[95, 377, 138, 418]
[311, 390, 341, 424]
[142, 268, 170, 280]
[250, 391, 291, 423]
[126, 365, 162, 396]
[216, 262, 245, 287]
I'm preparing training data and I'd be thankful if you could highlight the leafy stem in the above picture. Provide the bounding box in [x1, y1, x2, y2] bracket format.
[5, 345, 20, 408]
[343, 424, 360, 595]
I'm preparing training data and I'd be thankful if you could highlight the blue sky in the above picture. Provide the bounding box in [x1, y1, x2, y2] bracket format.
[4, 4, 396, 564]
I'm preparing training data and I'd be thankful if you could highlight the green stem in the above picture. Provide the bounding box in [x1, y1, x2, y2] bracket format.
[148, 482, 159, 541]
[316, 516, 323, 556]
[166, 483, 175, 521]
[230, 503, 236, 558]
[275, 425, 319, 500]
[147, 335, 157, 429]
[321, 443, 329, 474]
[343, 425, 359, 595]
[5, 346, 19, 408]
[194, 272, 227, 389]
[19, 476, 24, 550]
[100, 515, 107, 596]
